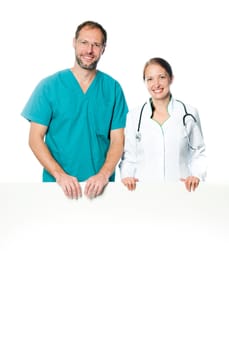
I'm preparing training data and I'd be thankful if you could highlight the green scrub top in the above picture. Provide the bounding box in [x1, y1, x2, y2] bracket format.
[21, 69, 128, 181]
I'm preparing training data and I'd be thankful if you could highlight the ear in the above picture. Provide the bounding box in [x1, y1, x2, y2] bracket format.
[101, 45, 106, 55]
[170, 75, 174, 84]
[72, 37, 76, 49]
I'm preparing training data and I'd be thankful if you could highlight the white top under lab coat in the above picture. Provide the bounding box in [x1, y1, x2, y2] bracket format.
[119, 97, 207, 182]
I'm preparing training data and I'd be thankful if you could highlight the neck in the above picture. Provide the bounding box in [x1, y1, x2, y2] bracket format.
[71, 65, 97, 92]
[71, 64, 96, 82]
[151, 95, 171, 112]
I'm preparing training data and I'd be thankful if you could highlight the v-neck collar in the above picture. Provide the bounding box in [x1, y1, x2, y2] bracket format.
[68, 69, 99, 95]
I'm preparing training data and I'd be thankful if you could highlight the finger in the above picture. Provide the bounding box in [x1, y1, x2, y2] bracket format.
[62, 183, 74, 198]
[63, 181, 81, 199]
[71, 183, 82, 199]
[192, 181, 199, 191]
[84, 182, 93, 196]
[129, 181, 137, 191]
[84, 183, 97, 198]
[127, 183, 134, 191]
[185, 180, 191, 192]
[132, 182, 137, 190]
[62, 185, 70, 198]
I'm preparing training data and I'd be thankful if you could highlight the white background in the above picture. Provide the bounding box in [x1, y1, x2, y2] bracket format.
[1, 2, 229, 349]
[0, 0, 228, 183]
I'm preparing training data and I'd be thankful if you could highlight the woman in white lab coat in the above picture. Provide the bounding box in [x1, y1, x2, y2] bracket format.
[119, 57, 207, 192]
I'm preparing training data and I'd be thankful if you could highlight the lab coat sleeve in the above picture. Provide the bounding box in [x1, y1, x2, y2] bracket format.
[189, 110, 207, 181]
[119, 111, 138, 178]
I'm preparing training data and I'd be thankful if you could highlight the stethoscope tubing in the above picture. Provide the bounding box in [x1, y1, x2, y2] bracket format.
[136, 99, 199, 150]
[176, 99, 197, 126]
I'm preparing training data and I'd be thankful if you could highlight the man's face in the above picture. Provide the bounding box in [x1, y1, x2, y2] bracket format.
[73, 26, 105, 70]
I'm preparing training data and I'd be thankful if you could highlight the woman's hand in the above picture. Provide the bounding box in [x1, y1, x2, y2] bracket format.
[180, 176, 200, 192]
[121, 177, 139, 191]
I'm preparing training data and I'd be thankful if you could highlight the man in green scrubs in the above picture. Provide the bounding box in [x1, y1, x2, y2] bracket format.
[21, 20, 128, 199]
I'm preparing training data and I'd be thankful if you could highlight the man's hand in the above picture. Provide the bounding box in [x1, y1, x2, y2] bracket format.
[55, 172, 82, 199]
[84, 173, 109, 198]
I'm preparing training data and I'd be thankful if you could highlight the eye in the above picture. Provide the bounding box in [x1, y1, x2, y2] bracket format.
[79, 40, 88, 45]
[94, 42, 102, 48]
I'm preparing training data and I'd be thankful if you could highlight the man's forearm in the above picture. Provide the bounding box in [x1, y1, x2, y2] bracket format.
[29, 138, 66, 180]
[99, 139, 123, 180]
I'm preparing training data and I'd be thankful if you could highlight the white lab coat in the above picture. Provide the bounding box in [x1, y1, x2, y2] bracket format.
[119, 97, 207, 182]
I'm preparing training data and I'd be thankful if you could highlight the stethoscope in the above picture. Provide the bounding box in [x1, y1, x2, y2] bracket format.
[136, 99, 200, 150]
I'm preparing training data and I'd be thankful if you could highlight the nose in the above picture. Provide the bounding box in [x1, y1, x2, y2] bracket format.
[86, 43, 94, 52]
[153, 77, 160, 87]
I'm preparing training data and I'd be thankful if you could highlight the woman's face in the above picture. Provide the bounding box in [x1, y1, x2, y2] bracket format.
[144, 63, 173, 101]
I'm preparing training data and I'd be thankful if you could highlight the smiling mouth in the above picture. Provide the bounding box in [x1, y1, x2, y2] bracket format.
[82, 54, 94, 61]
[153, 88, 163, 93]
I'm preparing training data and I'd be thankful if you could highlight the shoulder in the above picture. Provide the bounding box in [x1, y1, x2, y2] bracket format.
[170, 98, 199, 115]
[128, 104, 144, 115]
[128, 99, 151, 116]
[32, 69, 72, 96]
[38, 69, 70, 85]
[125, 100, 150, 125]
[96, 70, 123, 88]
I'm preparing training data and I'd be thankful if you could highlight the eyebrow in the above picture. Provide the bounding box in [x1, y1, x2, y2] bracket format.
[145, 73, 168, 78]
